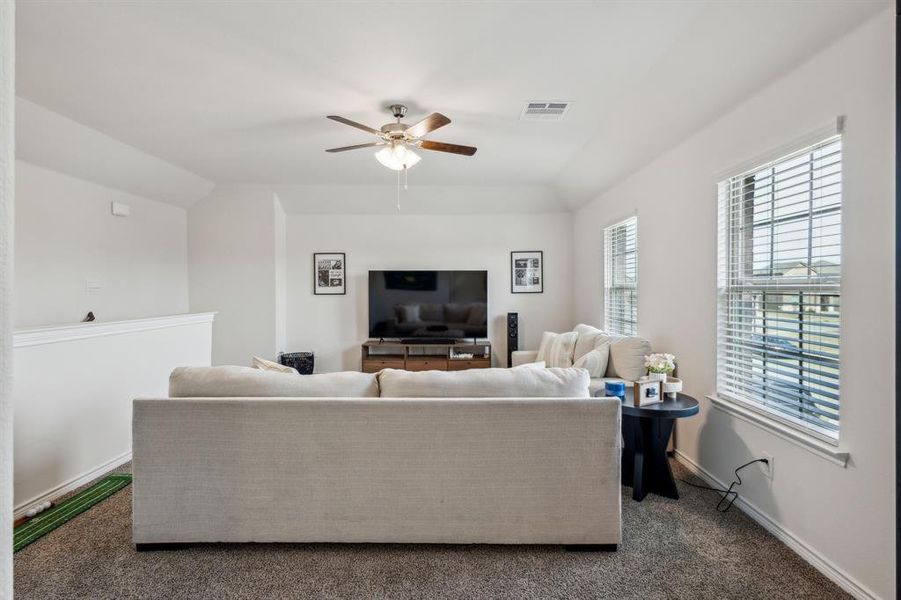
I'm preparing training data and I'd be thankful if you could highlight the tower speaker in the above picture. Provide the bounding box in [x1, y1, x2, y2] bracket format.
[506, 312, 519, 367]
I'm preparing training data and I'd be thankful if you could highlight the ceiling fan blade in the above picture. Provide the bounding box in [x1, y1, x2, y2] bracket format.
[418, 140, 477, 156]
[327, 115, 382, 136]
[405, 112, 451, 138]
[325, 142, 384, 153]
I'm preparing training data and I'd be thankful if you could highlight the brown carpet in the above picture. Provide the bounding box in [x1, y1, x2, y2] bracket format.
[14, 461, 848, 599]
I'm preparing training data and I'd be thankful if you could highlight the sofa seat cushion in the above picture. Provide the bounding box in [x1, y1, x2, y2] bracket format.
[378, 367, 589, 398]
[169, 366, 379, 398]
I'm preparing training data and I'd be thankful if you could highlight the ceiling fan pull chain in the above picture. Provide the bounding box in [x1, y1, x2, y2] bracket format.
[404, 166, 408, 191]
[396, 169, 401, 212]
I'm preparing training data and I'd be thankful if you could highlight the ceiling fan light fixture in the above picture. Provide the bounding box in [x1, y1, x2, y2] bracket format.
[375, 143, 421, 171]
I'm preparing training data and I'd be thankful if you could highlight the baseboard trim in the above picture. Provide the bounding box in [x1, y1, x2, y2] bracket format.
[673, 450, 880, 600]
[14, 451, 132, 520]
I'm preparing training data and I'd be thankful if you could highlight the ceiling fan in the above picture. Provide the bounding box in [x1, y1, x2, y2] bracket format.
[325, 104, 477, 171]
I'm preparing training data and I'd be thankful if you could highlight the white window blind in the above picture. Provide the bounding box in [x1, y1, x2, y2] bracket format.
[717, 135, 842, 439]
[604, 216, 638, 336]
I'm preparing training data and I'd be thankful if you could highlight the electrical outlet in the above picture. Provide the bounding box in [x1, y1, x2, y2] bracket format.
[760, 452, 774, 480]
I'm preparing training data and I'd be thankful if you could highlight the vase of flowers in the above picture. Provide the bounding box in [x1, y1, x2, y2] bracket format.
[645, 353, 675, 381]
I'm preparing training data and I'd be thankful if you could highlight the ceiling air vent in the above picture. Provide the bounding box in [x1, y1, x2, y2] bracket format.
[520, 101, 572, 121]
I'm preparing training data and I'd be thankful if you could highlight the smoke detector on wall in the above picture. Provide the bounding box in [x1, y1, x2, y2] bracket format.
[520, 101, 572, 121]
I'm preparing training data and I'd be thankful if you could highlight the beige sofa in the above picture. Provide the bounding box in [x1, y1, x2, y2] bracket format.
[132, 365, 622, 549]
[511, 324, 652, 395]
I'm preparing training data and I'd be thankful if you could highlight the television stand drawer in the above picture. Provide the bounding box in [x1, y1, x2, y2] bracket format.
[362, 357, 406, 372]
[447, 358, 491, 371]
[405, 358, 448, 371]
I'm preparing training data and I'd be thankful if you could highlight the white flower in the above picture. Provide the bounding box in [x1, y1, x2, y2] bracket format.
[645, 353, 676, 374]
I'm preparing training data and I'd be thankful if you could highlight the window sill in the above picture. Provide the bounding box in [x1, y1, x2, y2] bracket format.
[706, 394, 849, 468]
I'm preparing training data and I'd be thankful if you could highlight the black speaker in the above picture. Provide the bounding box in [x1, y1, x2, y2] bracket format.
[506, 312, 519, 367]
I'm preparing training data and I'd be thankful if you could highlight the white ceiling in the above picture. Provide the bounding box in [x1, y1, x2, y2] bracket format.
[16, 0, 889, 210]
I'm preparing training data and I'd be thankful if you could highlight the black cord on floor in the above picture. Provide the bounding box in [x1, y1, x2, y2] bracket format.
[678, 458, 768, 512]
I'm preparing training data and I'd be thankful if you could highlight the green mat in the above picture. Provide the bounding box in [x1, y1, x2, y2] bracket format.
[14, 474, 132, 552]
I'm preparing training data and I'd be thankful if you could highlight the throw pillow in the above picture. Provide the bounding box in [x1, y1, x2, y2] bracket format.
[536, 331, 578, 368]
[573, 323, 608, 361]
[251, 356, 298, 374]
[572, 345, 610, 378]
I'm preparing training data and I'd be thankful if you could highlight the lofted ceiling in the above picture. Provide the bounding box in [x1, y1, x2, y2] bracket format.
[15, 0, 889, 210]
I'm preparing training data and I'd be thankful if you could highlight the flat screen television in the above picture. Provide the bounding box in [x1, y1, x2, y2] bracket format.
[368, 270, 488, 340]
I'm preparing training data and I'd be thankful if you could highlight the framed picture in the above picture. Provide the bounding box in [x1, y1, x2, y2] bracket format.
[633, 379, 662, 407]
[510, 250, 543, 293]
[313, 252, 346, 295]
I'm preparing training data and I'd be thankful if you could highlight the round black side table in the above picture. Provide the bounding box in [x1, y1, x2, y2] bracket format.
[603, 389, 699, 502]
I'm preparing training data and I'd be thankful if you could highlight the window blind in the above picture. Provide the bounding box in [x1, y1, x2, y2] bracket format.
[717, 135, 842, 439]
[604, 216, 638, 336]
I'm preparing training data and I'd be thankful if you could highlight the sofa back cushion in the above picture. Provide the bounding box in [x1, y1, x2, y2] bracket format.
[378, 366, 589, 398]
[606, 336, 652, 381]
[169, 366, 380, 398]
[571, 323, 651, 381]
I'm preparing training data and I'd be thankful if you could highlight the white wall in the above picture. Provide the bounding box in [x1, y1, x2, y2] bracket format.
[14, 161, 189, 328]
[13, 314, 213, 511]
[188, 186, 285, 365]
[286, 212, 574, 372]
[0, 2, 14, 594]
[573, 10, 894, 599]
[15, 98, 213, 208]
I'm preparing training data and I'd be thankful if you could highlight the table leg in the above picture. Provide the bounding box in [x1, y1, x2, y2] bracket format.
[622, 415, 679, 501]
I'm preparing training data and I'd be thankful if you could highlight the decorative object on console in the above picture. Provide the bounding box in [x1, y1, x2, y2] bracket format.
[510, 251, 543, 293]
[277, 352, 315, 375]
[645, 352, 675, 382]
[253, 356, 298, 374]
[314, 252, 346, 295]
[81, 311, 95, 322]
[662, 376, 683, 399]
[634, 379, 662, 406]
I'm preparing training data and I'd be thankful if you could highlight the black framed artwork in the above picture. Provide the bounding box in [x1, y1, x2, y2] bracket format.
[313, 252, 346, 295]
[510, 250, 543, 293]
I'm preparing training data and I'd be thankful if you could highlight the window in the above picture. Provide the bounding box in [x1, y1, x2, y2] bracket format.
[604, 216, 638, 336]
[717, 135, 842, 440]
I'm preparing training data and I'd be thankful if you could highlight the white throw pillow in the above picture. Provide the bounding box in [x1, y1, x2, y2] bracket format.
[572, 346, 610, 378]
[573, 323, 608, 362]
[536, 331, 578, 368]
[252, 356, 298, 374]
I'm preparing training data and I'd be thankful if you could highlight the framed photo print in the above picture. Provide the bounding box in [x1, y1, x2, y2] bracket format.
[633, 379, 662, 407]
[313, 252, 346, 295]
[510, 250, 543, 294]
